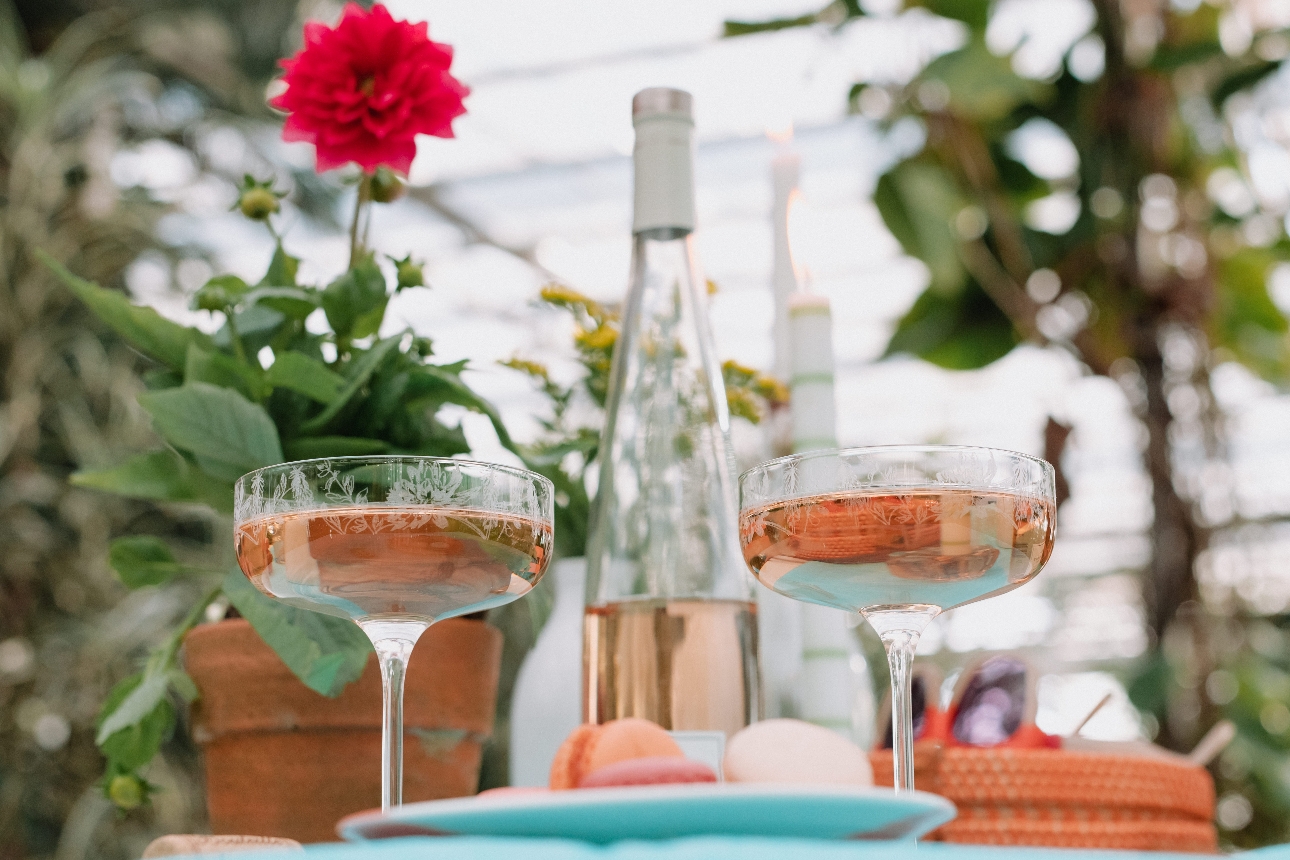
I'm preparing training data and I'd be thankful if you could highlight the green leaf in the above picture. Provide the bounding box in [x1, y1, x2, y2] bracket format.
[884, 279, 1020, 369]
[97, 674, 174, 771]
[142, 369, 183, 390]
[265, 352, 345, 403]
[244, 286, 319, 319]
[108, 536, 188, 589]
[722, 12, 817, 36]
[916, 0, 990, 30]
[41, 252, 215, 371]
[1213, 60, 1281, 107]
[299, 336, 401, 434]
[167, 668, 199, 703]
[406, 364, 517, 453]
[283, 436, 391, 460]
[1213, 248, 1290, 380]
[260, 244, 300, 287]
[97, 672, 170, 745]
[214, 304, 287, 355]
[138, 382, 283, 483]
[193, 275, 249, 312]
[185, 344, 265, 402]
[77, 449, 195, 502]
[72, 449, 234, 512]
[1127, 650, 1172, 714]
[222, 571, 371, 697]
[413, 417, 471, 457]
[0, 0, 28, 79]
[875, 161, 968, 295]
[322, 257, 388, 340]
[924, 40, 1051, 121]
[1150, 41, 1224, 72]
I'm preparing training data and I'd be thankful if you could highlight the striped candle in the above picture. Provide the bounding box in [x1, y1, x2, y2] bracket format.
[787, 291, 837, 453]
[787, 289, 874, 746]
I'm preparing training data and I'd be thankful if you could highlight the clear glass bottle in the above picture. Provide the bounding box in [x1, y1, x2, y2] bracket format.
[582, 88, 761, 737]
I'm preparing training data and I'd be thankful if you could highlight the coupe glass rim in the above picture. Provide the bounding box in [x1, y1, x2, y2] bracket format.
[738, 443, 1055, 485]
[236, 454, 555, 497]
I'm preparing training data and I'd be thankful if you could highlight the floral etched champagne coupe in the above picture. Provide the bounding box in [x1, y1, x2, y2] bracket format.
[738, 446, 1055, 792]
[234, 457, 554, 810]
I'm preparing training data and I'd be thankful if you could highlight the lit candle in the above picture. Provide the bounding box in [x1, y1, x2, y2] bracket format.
[770, 136, 800, 383]
[758, 130, 805, 722]
[787, 288, 873, 745]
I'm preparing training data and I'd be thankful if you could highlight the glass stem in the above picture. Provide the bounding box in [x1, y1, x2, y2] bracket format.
[359, 620, 428, 811]
[862, 606, 940, 793]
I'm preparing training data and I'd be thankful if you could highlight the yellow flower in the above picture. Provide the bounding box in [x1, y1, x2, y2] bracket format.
[726, 388, 762, 424]
[754, 375, 789, 405]
[501, 357, 550, 380]
[576, 324, 618, 351]
[722, 359, 758, 386]
[541, 283, 596, 310]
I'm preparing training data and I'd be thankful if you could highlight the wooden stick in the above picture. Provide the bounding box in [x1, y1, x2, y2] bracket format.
[1187, 720, 1236, 767]
[1072, 693, 1114, 736]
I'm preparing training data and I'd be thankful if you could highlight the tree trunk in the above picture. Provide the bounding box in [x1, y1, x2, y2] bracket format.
[1135, 319, 1209, 750]
[1137, 332, 1202, 640]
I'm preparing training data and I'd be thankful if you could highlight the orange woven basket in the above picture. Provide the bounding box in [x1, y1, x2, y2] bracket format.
[870, 746, 1218, 852]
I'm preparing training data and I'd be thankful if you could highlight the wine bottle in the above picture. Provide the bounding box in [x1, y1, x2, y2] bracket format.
[583, 88, 761, 738]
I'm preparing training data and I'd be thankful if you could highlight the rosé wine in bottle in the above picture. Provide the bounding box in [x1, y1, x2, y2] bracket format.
[584, 597, 759, 737]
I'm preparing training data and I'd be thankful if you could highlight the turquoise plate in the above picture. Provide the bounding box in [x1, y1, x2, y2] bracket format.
[338, 785, 956, 844]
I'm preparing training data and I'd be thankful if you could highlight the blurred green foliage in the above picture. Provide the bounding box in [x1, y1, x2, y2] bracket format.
[0, 0, 516, 854]
[502, 284, 786, 560]
[0, 0, 305, 853]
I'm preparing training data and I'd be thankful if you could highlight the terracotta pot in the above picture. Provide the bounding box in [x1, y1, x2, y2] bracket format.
[184, 618, 502, 843]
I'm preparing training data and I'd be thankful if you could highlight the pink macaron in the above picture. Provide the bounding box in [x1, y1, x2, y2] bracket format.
[577, 756, 718, 789]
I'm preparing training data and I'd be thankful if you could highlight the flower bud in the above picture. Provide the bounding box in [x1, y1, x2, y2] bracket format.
[193, 286, 230, 312]
[369, 167, 405, 203]
[239, 187, 280, 221]
[108, 774, 145, 811]
[396, 261, 423, 288]
[392, 254, 424, 289]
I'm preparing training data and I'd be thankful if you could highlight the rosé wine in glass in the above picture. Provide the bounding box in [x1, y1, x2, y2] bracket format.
[737, 446, 1056, 794]
[234, 457, 553, 811]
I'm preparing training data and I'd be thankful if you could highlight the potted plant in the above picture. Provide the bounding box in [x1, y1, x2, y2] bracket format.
[42, 3, 504, 842]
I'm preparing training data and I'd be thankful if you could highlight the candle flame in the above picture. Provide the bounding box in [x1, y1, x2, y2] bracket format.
[767, 123, 794, 145]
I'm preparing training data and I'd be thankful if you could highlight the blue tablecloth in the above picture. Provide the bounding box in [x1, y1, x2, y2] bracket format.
[189, 837, 1290, 860]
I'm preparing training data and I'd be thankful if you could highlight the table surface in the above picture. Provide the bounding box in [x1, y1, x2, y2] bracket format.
[186, 836, 1290, 860]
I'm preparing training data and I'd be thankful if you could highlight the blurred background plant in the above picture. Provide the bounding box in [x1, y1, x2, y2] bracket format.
[0, 0, 355, 857]
[502, 283, 786, 561]
[727, 0, 1290, 846]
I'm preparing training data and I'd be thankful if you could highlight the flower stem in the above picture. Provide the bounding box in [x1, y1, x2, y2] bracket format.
[225, 312, 248, 364]
[152, 584, 224, 673]
[349, 172, 372, 268]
